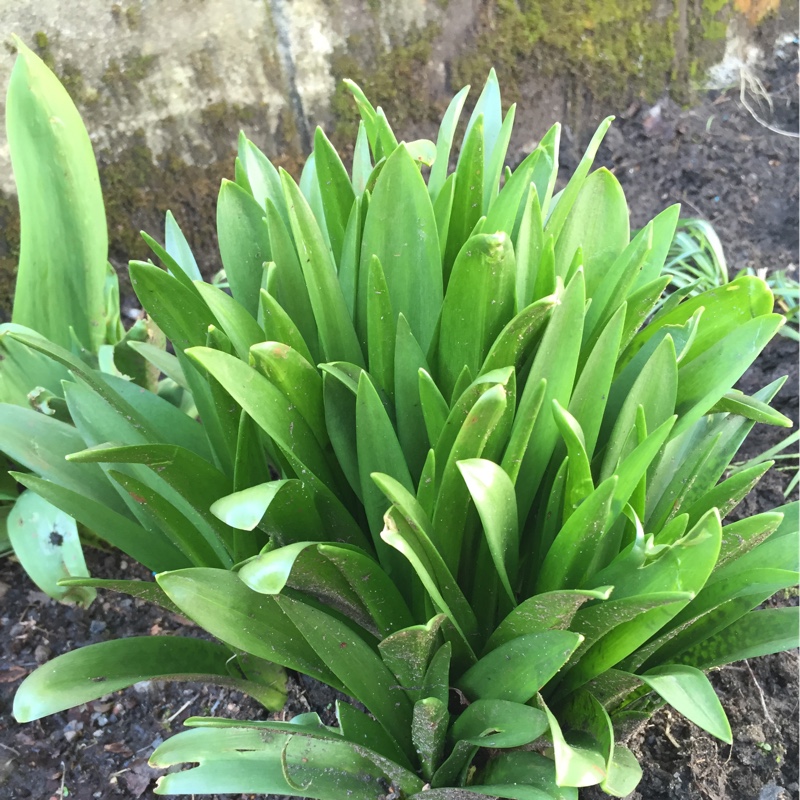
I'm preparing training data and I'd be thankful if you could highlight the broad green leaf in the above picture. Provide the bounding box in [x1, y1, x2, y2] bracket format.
[8, 41, 107, 351]
[357, 372, 414, 552]
[186, 347, 340, 492]
[552, 401, 594, 516]
[352, 122, 372, 194]
[683, 460, 772, 526]
[250, 342, 327, 446]
[554, 168, 629, 290]
[278, 592, 414, 758]
[413, 697, 449, 780]
[478, 750, 578, 800]
[486, 587, 612, 653]
[366, 255, 395, 398]
[216, 179, 271, 318]
[601, 745, 643, 798]
[238, 541, 413, 638]
[434, 172, 456, 261]
[637, 665, 732, 743]
[709, 390, 792, 427]
[438, 232, 516, 399]
[429, 84, 470, 201]
[14, 637, 283, 723]
[717, 510, 785, 569]
[394, 315, 431, 482]
[445, 116, 484, 281]
[516, 272, 585, 521]
[158, 568, 342, 687]
[164, 210, 202, 281]
[419, 368, 450, 448]
[458, 631, 582, 703]
[151, 723, 424, 798]
[378, 614, 447, 700]
[632, 203, 680, 290]
[193, 281, 265, 359]
[513, 186, 544, 310]
[338, 195, 366, 317]
[126, 341, 188, 390]
[676, 607, 800, 669]
[0, 403, 125, 513]
[337, 700, 414, 770]
[210, 479, 368, 551]
[544, 117, 613, 241]
[600, 335, 677, 480]
[537, 697, 606, 788]
[536, 478, 617, 593]
[240, 136, 286, 221]
[452, 698, 548, 748]
[7, 490, 94, 606]
[140, 230, 198, 294]
[484, 104, 516, 210]
[264, 200, 320, 359]
[502, 378, 546, 486]
[259, 288, 315, 365]
[314, 126, 355, 263]
[281, 170, 365, 365]
[457, 459, 519, 603]
[359, 144, 443, 353]
[57, 576, 181, 614]
[674, 313, 784, 435]
[13, 472, 187, 572]
[129, 261, 216, 351]
[433, 384, 509, 575]
[569, 303, 626, 458]
[464, 69, 501, 178]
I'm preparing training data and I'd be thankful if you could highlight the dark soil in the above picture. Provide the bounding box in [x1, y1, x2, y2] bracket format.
[1, 35, 798, 800]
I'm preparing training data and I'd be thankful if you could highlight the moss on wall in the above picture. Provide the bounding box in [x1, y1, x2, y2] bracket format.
[450, 0, 747, 109]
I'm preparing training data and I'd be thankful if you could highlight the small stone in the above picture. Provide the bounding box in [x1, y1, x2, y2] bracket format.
[759, 786, 790, 800]
[64, 729, 79, 743]
[34, 644, 51, 664]
[0, 581, 10, 599]
[90, 620, 107, 635]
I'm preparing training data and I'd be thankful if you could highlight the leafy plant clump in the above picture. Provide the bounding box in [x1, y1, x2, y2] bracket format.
[4, 42, 799, 800]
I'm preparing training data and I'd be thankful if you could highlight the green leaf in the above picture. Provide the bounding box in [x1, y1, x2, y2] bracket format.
[360, 144, 443, 353]
[14, 637, 283, 723]
[516, 272, 585, 521]
[484, 104, 516, 210]
[158, 568, 343, 687]
[458, 631, 582, 703]
[676, 607, 800, 669]
[259, 288, 315, 365]
[394, 315, 432, 482]
[554, 168, 629, 290]
[419, 368, 450, 448]
[637, 665, 732, 743]
[193, 281, 265, 359]
[544, 117, 613, 242]
[314, 126, 355, 263]
[413, 697, 449, 780]
[337, 700, 414, 770]
[186, 347, 340, 492]
[674, 313, 784, 435]
[438, 233, 516, 400]
[457, 459, 519, 603]
[366, 255, 395, 398]
[538, 697, 606, 788]
[211, 479, 368, 551]
[164, 210, 202, 282]
[127, 340, 188, 390]
[445, 116, 484, 281]
[357, 372, 415, 552]
[281, 170, 365, 365]
[433, 383, 509, 575]
[552, 401, 594, 516]
[513, 186, 544, 310]
[250, 342, 327, 447]
[278, 592, 414, 758]
[238, 541, 413, 638]
[216, 179, 271, 318]
[708, 390, 793, 427]
[8, 40, 107, 351]
[478, 750, 578, 800]
[151, 723, 424, 798]
[7, 490, 94, 606]
[429, 84, 470, 202]
[452, 699, 548, 748]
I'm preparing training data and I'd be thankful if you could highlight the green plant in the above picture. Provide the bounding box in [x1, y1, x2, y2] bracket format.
[5, 48, 799, 799]
[662, 217, 800, 341]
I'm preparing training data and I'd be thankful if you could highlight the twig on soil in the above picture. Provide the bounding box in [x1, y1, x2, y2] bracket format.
[0, 742, 20, 756]
[739, 68, 800, 139]
[745, 661, 776, 728]
[165, 692, 200, 724]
